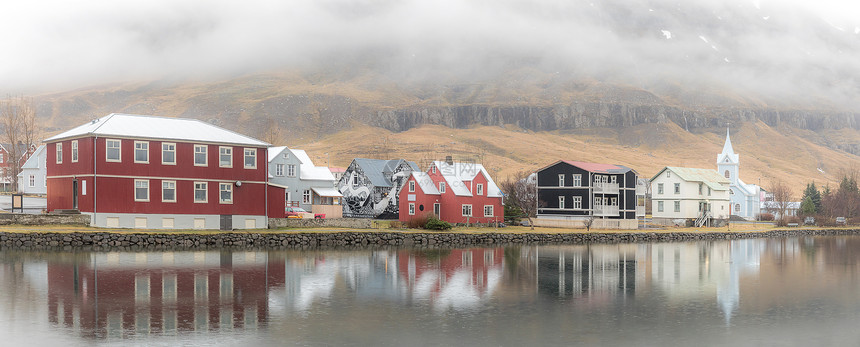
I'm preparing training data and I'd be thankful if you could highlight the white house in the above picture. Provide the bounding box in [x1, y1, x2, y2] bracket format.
[717, 129, 761, 220]
[268, 146, 343, 218]
[650, 166, 731, 227]
[17, 145, 46, 195]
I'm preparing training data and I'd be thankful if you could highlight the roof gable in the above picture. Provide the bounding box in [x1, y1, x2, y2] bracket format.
[353, 158, 419, 187]
[432, 161, 502, 197]
[411, 172, 440, 195]
[652, 166, 730, 191]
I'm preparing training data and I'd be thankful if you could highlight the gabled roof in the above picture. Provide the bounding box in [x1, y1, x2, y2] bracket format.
[0, 143, 36, 160]
[353, 158, 419, 188]
[20, 145, 45, 170]
[268, 146, 288, 162]
[411, 172, 440, 195]
[651, 166, 730, 191]
[44, 113, 270, 147]
[432, 161, 503, 198]
[267, 146, 335, 181]
[544, 160, 634, 174]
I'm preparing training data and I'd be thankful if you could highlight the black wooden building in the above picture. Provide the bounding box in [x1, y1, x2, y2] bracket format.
[536, 160, 641, 220]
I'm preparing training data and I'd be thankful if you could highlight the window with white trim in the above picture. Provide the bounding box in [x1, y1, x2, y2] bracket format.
[194, 182, 207, 203]
[162, 180, 176, 202]
[558, 174, 564, 187]
[440, 182, 446, 193]
[134, 141, 149, 163]
[219, 147, 232, 168]
[56, 143, 62, 164]
[484, 205, 493, 217]
[674, 201, 681, 212]
[674, 183, 680, 194]
[658, 183, 664, 194]
[476, 184, 483, 196]
[71, 140, 78, 162]
[462, 204, 472, 217]
[220, 183, 233, 204]
[559, 196, 565, 209]
[135, 180, 149, 202]
[106, 139, 121, 162]
[194, 145, 207, 166]
[244, 148, 256, 169]
[658, 201, 664, 212]
[409, 203, 415, 215]
[573, 196, 582, 209]
[303, 190, 311, 204]
[162, 143, 176, 165]
[28, 175, 35, 187]
[287, 164, 296, 177]
[0, 153, 4, 163]
[409, 180, 415, 192]
[275, 164, 284, 176]
[611, 197, 617, 206]
[432, 165, 436, 174]
[572, 174, 581, 187]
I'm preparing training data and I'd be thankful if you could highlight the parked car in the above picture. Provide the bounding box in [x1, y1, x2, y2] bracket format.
[804, 217, 816, 225]
[836, 216, 847, 225]
[285, 207, 325, 219]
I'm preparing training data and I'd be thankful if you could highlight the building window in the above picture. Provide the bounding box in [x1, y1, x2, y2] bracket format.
[194, 145, 207, 166]
[484, 205, 493, 217]
[162, 180, 176, 202]
[674, 183, 680, 194]
[658, 201, 664, 212]
[287, 164, 296, 177]
[56, 143, 63, 164]
[219, 147, 232, 168]
[708, 187, 712, 196]
[194, 182, 207, 203]
[440, 182, 446, 193]
[698, 183, 703, 195]
[558, 174, 565, 187]
[71, 140, 78, 162]
[666, 171, 671, 178]
[674, 201, 681, 212]
[573, 196, 582, 209]
[462, 204, 472, 217]
[244, 148, 257, 169]
[105, 139, 121, 162]
[409, 203, 415, 215]
[220, 183, 233, 204]
[611, 176, 617, 184]
[0, 153, 4, 163]
[134, 141, 149, 163]
[275, 164, 284, 176]
[476, 184, 483, 196]
[409, 180, 415, 192]
[735, 203, 741, 212]
[558, 196, 565, 209]
[302, 189, 312, 204]
[432, 166, 437, 174]
[725, 170, 730, 179]
[28, 175, 35, 187]
[135, 180, 149, 202]
[611, 197, 617, 206]
[658, 183, 664, 194]
[572, 174, 581, 187]
[162, 143, 176, 165]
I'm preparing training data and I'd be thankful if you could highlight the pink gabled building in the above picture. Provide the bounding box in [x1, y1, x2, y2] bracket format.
[399, 160, 503, 224]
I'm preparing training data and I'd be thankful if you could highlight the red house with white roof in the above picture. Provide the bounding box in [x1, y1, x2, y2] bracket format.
[398, 159, 503, 224]
[45, 113, 282, 229]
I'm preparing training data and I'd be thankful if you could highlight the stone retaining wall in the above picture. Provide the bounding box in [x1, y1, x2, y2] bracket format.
[2, 228, 860, 251]
[0, 213, 90, 226]
[268, 218, 372, 229]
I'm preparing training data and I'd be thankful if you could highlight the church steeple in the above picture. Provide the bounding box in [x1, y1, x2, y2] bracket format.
[717, 128, 739, 164]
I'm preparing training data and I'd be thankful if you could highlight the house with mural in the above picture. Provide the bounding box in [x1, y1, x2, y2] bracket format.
[398, 160, 503, 224]
[44, 113, 282, 229]
[650, 166, 731, 227]
[717, 129, 761, 220]
[534, 160, 646, 229]
[268, 146, 342, 218]
[17, 145, 46, 195]
[337, 158, 419, 219]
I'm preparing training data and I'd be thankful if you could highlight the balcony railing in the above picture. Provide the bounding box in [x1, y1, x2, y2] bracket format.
[593, 205, 620, 216]
[593, 182, 620, 194]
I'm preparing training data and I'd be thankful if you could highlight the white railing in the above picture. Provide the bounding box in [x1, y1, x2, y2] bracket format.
[593, 182, 620, 194]
[593, 205, 620, 216]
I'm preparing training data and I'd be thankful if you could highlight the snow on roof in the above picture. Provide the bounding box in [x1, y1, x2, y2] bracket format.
[412, 172, 440, 195]
[20, 145, 45, 169]
[268, 146, 288, 162]
[44, 113, 269, 147]
[433, 161, 502, 198]
[311, 187, 343, 197]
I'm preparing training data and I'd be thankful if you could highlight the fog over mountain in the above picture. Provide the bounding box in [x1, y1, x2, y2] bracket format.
[4, 0, 860, 110]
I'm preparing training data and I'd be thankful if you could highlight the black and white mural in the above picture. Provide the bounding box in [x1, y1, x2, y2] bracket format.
[338, 159, 417, 219]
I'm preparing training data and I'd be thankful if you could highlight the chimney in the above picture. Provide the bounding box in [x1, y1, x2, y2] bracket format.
[445, 155, 453, 165]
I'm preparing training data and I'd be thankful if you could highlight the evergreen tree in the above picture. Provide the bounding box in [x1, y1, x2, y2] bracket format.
[802, 182, 822, 214]
[800, 196, 816, 216]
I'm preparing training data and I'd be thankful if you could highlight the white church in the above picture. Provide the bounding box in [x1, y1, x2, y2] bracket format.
[717, 129, 761, 220]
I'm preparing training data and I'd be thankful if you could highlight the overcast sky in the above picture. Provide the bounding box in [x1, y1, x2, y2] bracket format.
[2, 0, 860, 108]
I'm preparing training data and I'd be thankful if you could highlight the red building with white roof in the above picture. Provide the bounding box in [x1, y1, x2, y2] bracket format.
[398, 160, 503, 224]
[44, 113, 282, 229]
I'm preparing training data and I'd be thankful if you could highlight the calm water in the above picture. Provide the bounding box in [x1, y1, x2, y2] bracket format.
[3, 236, 860, 346]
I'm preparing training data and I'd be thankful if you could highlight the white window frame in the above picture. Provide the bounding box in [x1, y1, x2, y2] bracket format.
[674, 183, 680, 194]
[194, 182, 208, 203]
[440, 182, 446, 193]
[657, 183, 664, 195]
[162, 142, 176, 165]
[56, 143, 63, 164]
[558, 174, 564, 187]
[134, 141, 149, 164]
[476, 184, 483, 196]
[572, 174, 581, 187]
[162, 180, 176, 203]
[611, 176, 617, 184]
[611, 197, 617, 206]
[135, 179, 150, 202]
[28, 175, 35, 187]
[0, 152, 4, 163]
[674, 201, 681, 212]
[573, 196, 582, 209]
[106, 139, 121, 162]
[287, 164, 296, 177]
[658, 201, 664, 212]
[275, 164, 284, 176]
[71, 140, 78, 163]
[484, 205, 493, 217]
[432, 166, 437, 174]
[303, 189, 311, 204]
[409, 180, 415, 192]
[461, 204, 472, 217]
[194, 145, 208, 167]
[559, 196, 565, 209]
[244, 148, 257, 169]
[219, 183, 233, 204]
[219, 146, 232, 168]
[409, 203, 415, 215]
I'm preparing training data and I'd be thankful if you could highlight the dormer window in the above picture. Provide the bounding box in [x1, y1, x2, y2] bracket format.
[725, 170, 730, 179]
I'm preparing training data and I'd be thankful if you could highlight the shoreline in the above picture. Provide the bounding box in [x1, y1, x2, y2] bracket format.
[2, 227, 859, 251]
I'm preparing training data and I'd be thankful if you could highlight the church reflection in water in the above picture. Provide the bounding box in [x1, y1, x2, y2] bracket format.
[42, 236, 832, 340]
